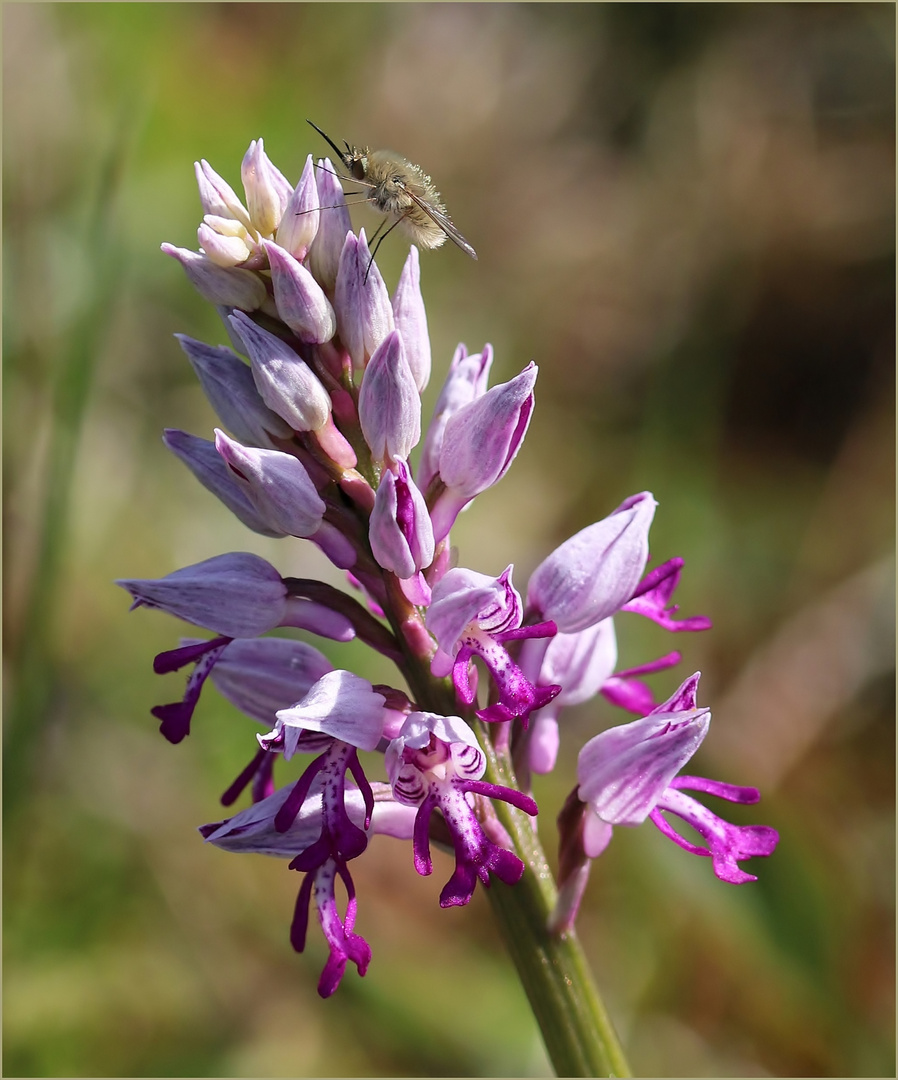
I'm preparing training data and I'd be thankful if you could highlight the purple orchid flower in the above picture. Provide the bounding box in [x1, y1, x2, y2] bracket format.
[426, 565, 561, 727]
[125, 136, 781, 1005]
[550, 674, 779, 933]
[385, 712, 538, 906]
[202, 775, 415, 997]
[551, 674, 780, 932]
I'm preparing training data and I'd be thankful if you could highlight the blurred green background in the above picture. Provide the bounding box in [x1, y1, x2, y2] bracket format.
[4, 3, 894, 1076]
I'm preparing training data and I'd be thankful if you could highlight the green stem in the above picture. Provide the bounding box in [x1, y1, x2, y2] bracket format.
[478, 723, 631, 1078]
[383, 581, 631, 1076]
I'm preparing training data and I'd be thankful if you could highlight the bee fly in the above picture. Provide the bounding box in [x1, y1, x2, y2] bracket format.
[307, 119, 477, 269]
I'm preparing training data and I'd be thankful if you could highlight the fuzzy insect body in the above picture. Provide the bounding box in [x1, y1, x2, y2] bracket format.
[307, 120, 477, 261]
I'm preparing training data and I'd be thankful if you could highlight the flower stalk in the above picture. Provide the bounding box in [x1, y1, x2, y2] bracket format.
[478, 719, 632, 1078]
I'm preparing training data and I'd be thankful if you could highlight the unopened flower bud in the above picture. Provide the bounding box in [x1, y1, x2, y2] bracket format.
[392, 246, 431, 392]
[163, 429, 286, 537]
[228, 310, 332, 432]
[175, 335, 293, 449]
[429, 361, 536, 542]
[194, 160, 252, 230]
[198, 220, 253, 267]
[214, 429, 326, 537]
[333, 230, 394, 370]
[369, 460, 435, 579]
[307, 157, 352, 292]
[527, 492, 656, 633]
[418, 343, 493, 494]
[263, 240, 336, 344]
[161, 244, 266, 310]
[358, 330, 421, 466]
[241, 138, 291, 237]
[275, 155, 320, 262]
[117, 552, 291, 638]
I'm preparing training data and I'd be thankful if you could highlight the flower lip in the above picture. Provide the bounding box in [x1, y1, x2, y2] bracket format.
[651, 777, 780, 884]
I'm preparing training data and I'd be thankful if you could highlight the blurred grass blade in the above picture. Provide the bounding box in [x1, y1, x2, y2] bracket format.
[4, 100, 142, 819]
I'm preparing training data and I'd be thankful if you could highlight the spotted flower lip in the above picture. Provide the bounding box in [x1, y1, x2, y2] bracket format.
[385, 712, 537, 907]
[384, 711, 485, 796]
[426, 566, 561, 727]
[251, 722, 392, 1000]
[202, 746, 413, 1000]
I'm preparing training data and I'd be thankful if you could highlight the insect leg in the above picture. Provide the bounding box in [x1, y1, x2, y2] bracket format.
[367, 216, 389, 247]
[294, 197, 369, 218]
[364, 215, 407, 282]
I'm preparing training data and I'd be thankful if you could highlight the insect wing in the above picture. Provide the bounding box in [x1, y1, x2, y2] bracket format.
[403, 187, 478, 260]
